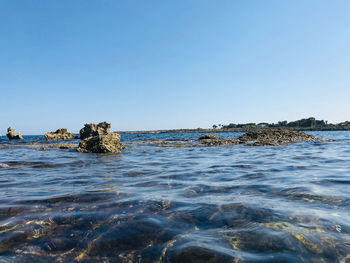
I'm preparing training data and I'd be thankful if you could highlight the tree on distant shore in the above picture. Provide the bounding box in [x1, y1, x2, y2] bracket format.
[278, 121, 287, 126]
[221, 117, 336, 129]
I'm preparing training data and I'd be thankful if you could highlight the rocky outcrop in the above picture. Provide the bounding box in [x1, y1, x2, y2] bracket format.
[236, 128, 326, 146]
[6, 127, 23, 140]
[198, 134, 220, 140]
[77, 133, 125, 153]
[200, 138, 238, 146]
[198, 134, 235, 146]
[79, 122, 110, 140]
[198, 128, 326, 147]
[28, 143, 77, 150]
[77, 122, 125, 153]
[44, 128, 76, 141]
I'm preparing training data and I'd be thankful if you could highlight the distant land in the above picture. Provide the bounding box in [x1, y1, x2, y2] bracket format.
[117, 117, 350, 134]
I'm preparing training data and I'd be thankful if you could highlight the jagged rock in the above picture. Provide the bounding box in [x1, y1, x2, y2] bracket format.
[77, 121, 124, 153]
[6, 127, 23, 140]
[44, 128, 76, 141]
[77, 133, 125, 153]
[79, 122, 111, 140]
[236, 128, 326, 146]
[198, 134, 221, 140]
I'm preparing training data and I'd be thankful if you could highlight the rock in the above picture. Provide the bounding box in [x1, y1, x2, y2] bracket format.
[79, 122, 110, 140]
[165, 246, 235, 263]
[199, 129, 327, 147]
[44, 128, 77, 141]
[0, 163, 9, 168]
[6, 127, 23, 140]
[198, 134, 221, 140]
[236, 128, 326, 146]
[199, 134, 239, 146]
[28, 143, 77, 150]
[77, 133, 125, 153]
[77, 122, 124, 153]
[84, 218, 174, 257]
[200, 139, 238, 146]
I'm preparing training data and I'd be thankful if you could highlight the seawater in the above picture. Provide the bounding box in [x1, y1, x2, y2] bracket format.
[0, 131, 349, 262]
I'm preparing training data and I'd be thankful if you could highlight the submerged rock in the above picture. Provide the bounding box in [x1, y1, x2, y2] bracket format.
[165, 246, 235, 263]
[28, 143, 77, 150]
[44, 128, 76, 141]
[236, 128, 326, 146]
[77, 133, 125, 153]
[79, 122, 110, 140]
[6, 127, 23, 140]
[83, 218, 174, 258]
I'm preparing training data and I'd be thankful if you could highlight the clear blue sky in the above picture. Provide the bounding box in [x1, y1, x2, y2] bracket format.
[1, 0, 349, 134]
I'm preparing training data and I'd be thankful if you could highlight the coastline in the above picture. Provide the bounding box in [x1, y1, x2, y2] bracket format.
[116, 126, 350, 135]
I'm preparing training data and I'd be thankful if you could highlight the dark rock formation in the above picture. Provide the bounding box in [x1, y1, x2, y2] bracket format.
[77, 133, 125, 153]
[236, 128, 326, 146]
[79, 122, 110, 140]
[44, 128, 76, 141]
[198, 134, 221, 140]
[6, 127, 23, 140]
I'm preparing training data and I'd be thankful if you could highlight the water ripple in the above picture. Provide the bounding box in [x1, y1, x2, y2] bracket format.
[0, 131, 349, 262]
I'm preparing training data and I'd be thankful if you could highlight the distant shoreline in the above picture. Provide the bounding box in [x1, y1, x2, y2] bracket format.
[116, 126, 350, 135]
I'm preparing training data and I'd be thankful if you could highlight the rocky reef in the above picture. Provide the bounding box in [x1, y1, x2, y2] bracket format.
[77, 122, 125, 153]
[200, 138, 238, 146]
[1, 125, 328, 154]
[1, 122, 125, 154]
[199, 129, 326, 147]
[6, 127, 23, 140]
[236, 128, 326, 146]
[44, 128, 76, 141]
[29, 143, 77, 150]
[198, 134, 220, 140]
[79, 122, 110, 140]
[198, 134, 237, 146]
[129, 129, 326, 148]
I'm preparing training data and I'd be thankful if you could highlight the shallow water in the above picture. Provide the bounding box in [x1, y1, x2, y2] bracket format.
[0, 131, 349, 262]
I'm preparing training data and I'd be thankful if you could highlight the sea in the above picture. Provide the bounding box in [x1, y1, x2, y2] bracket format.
[0, 131, 349, 262]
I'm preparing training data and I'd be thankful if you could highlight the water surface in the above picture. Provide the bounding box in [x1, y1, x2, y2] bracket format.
[0, 131, 349, 262]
